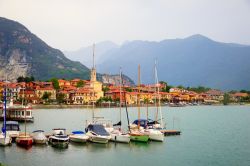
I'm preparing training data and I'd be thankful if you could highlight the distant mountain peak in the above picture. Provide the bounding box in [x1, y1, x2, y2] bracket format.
[185, 34, 213, 42]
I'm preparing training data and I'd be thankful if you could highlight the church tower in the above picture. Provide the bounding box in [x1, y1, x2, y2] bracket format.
[90, 43, 96, 82]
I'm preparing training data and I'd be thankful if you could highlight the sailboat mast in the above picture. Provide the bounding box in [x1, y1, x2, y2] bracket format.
[119, 67, 122, 124]
[137, 65, 141, 129]
[24, 85, 27, 136]
[92, 43, 95, 122]
[155, 61, 163, 129]
[122, 72, 131, 133]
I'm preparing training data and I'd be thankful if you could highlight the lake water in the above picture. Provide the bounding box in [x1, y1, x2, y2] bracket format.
[0, 105, 250, 166]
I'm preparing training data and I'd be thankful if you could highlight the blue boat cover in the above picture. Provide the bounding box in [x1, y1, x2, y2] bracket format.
[72, 131, 84, 134]
[86, 124, 109, 136]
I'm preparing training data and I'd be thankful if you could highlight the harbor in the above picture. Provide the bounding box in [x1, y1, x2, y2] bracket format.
[1, 106, 250, 166]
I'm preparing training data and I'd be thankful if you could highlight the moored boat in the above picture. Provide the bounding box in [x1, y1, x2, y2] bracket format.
[110, 129, 130, 143]
[48, 128, 69, 148]
[0, 89, 12, 146]
[129, 131, 149, 143]
[32, 130, 47, 144]
[16, 133, 33, 147]
[0, 133, 12, 146]
[0, 99, 34, 122]
[69, 131, 89, 143]
[86, 124, 111, 144]
[132, 119, 164, 142]
[4, 121, 20, 139]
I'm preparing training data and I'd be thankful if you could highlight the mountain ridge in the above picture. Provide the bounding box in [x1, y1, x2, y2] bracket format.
[65, 34, 250, 90]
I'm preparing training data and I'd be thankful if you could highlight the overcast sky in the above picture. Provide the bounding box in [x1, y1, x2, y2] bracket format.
[1, 0, 250, 51]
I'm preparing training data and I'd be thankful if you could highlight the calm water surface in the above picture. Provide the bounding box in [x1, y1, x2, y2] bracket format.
[0, 105, 250, 166]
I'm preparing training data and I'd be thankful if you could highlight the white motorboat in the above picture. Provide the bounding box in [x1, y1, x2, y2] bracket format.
[86, 124, 111, 144]
[32, 130, 47, 144]
[69, 131, 89, 143]
[48, 128, 69, 148]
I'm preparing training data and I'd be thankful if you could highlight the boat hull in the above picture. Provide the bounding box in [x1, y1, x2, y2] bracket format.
[148, 133, 164, 142]
[89, 136, 110, 144]
[69, 135, 89, 143]
[111, 133, 130, 143]
[16, 136, 33, 147]
[49, 137, 69, 148]
[32, 132, 47, 144]
[34, 139, 47, 144]
[0, 134, 12, 146]
[130, 134, 149, 143]
[145, 129, 164, 142]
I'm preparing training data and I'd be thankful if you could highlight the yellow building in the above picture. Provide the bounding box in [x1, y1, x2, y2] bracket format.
[35, 87, 56, 100]
[71, 44, 104, 104]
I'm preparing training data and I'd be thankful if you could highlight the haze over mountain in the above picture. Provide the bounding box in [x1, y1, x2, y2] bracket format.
[66, 35, 250, 90]
[64, 41, 118, 68]
[0, 17, 134, 85]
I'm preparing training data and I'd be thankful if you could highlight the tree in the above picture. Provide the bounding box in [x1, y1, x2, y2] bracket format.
[42, 92, 51, 101]
[17, 76, 24, 82]
[102, 86, 110, 93]
[159, 81, 172, 92]
[125, 87, 132, 92]
[76, 80, 85, 88]
[17, 76, 35, 83]
[57, 93, 66, 104]
[223, 93, 230, 105]
[50, 78, 60, 90]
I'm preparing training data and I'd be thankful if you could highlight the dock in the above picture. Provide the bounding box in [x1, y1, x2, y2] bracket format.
[160, 130, 181, 136]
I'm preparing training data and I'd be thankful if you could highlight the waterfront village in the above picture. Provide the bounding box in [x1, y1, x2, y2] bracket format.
[0, 66, 249, 107]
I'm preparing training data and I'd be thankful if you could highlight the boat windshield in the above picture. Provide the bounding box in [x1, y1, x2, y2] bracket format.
[88, 124, 109, 136]
[5, 124, 20, 131]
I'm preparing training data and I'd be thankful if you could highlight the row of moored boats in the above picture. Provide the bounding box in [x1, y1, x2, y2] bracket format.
[0, 119, 165, 148]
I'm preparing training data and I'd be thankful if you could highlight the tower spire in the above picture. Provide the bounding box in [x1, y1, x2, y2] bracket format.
[90, 43, 97, 82]
[92, 43, 95, 70]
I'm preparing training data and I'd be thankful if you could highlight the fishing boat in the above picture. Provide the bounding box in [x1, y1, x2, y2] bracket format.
[69, 131, 89, 143]
[85, 124, 111, 144]
[129, 65, 149, 143]
[32, 130, 47, 144]
[48, 128, 69, 148]
[0, 88, 12, 146]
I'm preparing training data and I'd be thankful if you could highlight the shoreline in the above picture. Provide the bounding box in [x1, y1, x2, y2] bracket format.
[31, 103, 250, 109]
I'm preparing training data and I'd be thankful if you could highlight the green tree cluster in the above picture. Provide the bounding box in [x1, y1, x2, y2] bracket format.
[17, 76, 35, 83]
[96, 96, 112, 104]
[42, 92, 51, 100]
[223, 93, 230, 105]
[186, 86, 211, 93]
[49, 78, 60, 90]
[76, 80, 85, 88]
